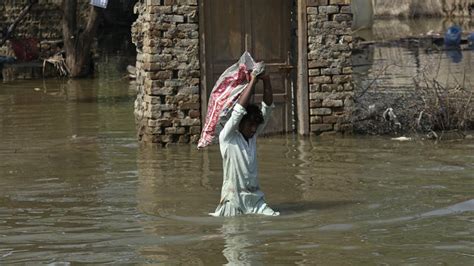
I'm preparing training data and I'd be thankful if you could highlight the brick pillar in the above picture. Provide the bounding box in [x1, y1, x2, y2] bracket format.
[306, 0, 353, 134]
[132, 0, 201, 146]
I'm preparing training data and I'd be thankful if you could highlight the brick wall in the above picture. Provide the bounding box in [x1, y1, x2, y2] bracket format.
[0, 1, 63, 58]
[0, 0, 97, 58]
[132, 0, 201, 145]
[306, 0, 354, 134]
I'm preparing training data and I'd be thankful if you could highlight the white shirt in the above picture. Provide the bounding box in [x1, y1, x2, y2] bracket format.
[210, 102, 276, 216]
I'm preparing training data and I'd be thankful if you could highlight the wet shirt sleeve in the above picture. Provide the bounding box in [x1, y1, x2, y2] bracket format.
[219, 103, 247, 143]
[256, 101, 274, 136]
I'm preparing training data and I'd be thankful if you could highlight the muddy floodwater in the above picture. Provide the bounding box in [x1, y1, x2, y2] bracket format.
[0, 76, 473, 264]
[1, 18, 474, 264]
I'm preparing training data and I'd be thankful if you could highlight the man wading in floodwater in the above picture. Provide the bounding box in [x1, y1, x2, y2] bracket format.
[210, 70, 280, 217]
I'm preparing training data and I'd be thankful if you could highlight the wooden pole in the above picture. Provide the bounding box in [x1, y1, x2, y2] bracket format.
[297, 0, 310, 135]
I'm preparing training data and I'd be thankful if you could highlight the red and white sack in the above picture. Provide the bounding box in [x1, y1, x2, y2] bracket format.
[197, 52, 264, 149]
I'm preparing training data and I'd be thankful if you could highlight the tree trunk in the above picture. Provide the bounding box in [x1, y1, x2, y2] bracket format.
[62, 0, 101, 78]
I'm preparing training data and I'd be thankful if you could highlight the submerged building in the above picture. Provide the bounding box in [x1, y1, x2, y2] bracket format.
[132, 0, 354, 145]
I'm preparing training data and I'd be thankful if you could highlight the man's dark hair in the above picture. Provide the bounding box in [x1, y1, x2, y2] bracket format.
[242, 104, 264, 125]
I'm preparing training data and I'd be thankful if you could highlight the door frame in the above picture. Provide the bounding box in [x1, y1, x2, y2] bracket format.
[198, 0, 309, 135]
[296, 0, 309, 135]
[198, 0, 208, 126]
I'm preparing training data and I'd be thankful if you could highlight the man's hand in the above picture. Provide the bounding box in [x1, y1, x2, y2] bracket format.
[250, 71, 258, 81]
[261, 73, 273, 106]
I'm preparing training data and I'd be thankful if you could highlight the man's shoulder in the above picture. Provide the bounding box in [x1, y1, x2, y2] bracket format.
[219, 129, 237, 142]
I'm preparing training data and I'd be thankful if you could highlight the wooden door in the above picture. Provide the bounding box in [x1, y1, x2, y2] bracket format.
[201, 0, 295, 134]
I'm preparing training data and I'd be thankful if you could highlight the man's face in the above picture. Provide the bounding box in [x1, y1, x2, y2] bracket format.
[239, 120, 259, 139]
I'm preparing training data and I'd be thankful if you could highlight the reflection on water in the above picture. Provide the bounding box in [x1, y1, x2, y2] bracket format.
[353, 20, 474, 89]
[354, 19, 474, 89]
[221, 218, 259, 265]
[356, 18, 474, 42]
[1, 78, 474, 263]
[353, 18, 474, 134]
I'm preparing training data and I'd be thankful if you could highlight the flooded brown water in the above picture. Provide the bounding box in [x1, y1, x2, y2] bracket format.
[354, 18, 474, 91]
[1, 76, 473, 264]
[1, 19, 474, 264]
[353, 18, 474, 135]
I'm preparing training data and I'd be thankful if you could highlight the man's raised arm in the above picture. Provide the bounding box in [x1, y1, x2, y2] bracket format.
[238, 73, 258, 108]
[261, 74, 273, 106]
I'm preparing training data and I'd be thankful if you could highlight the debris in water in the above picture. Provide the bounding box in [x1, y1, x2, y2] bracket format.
[383, 108, 401, 128]
[391, 136, 412, 141]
